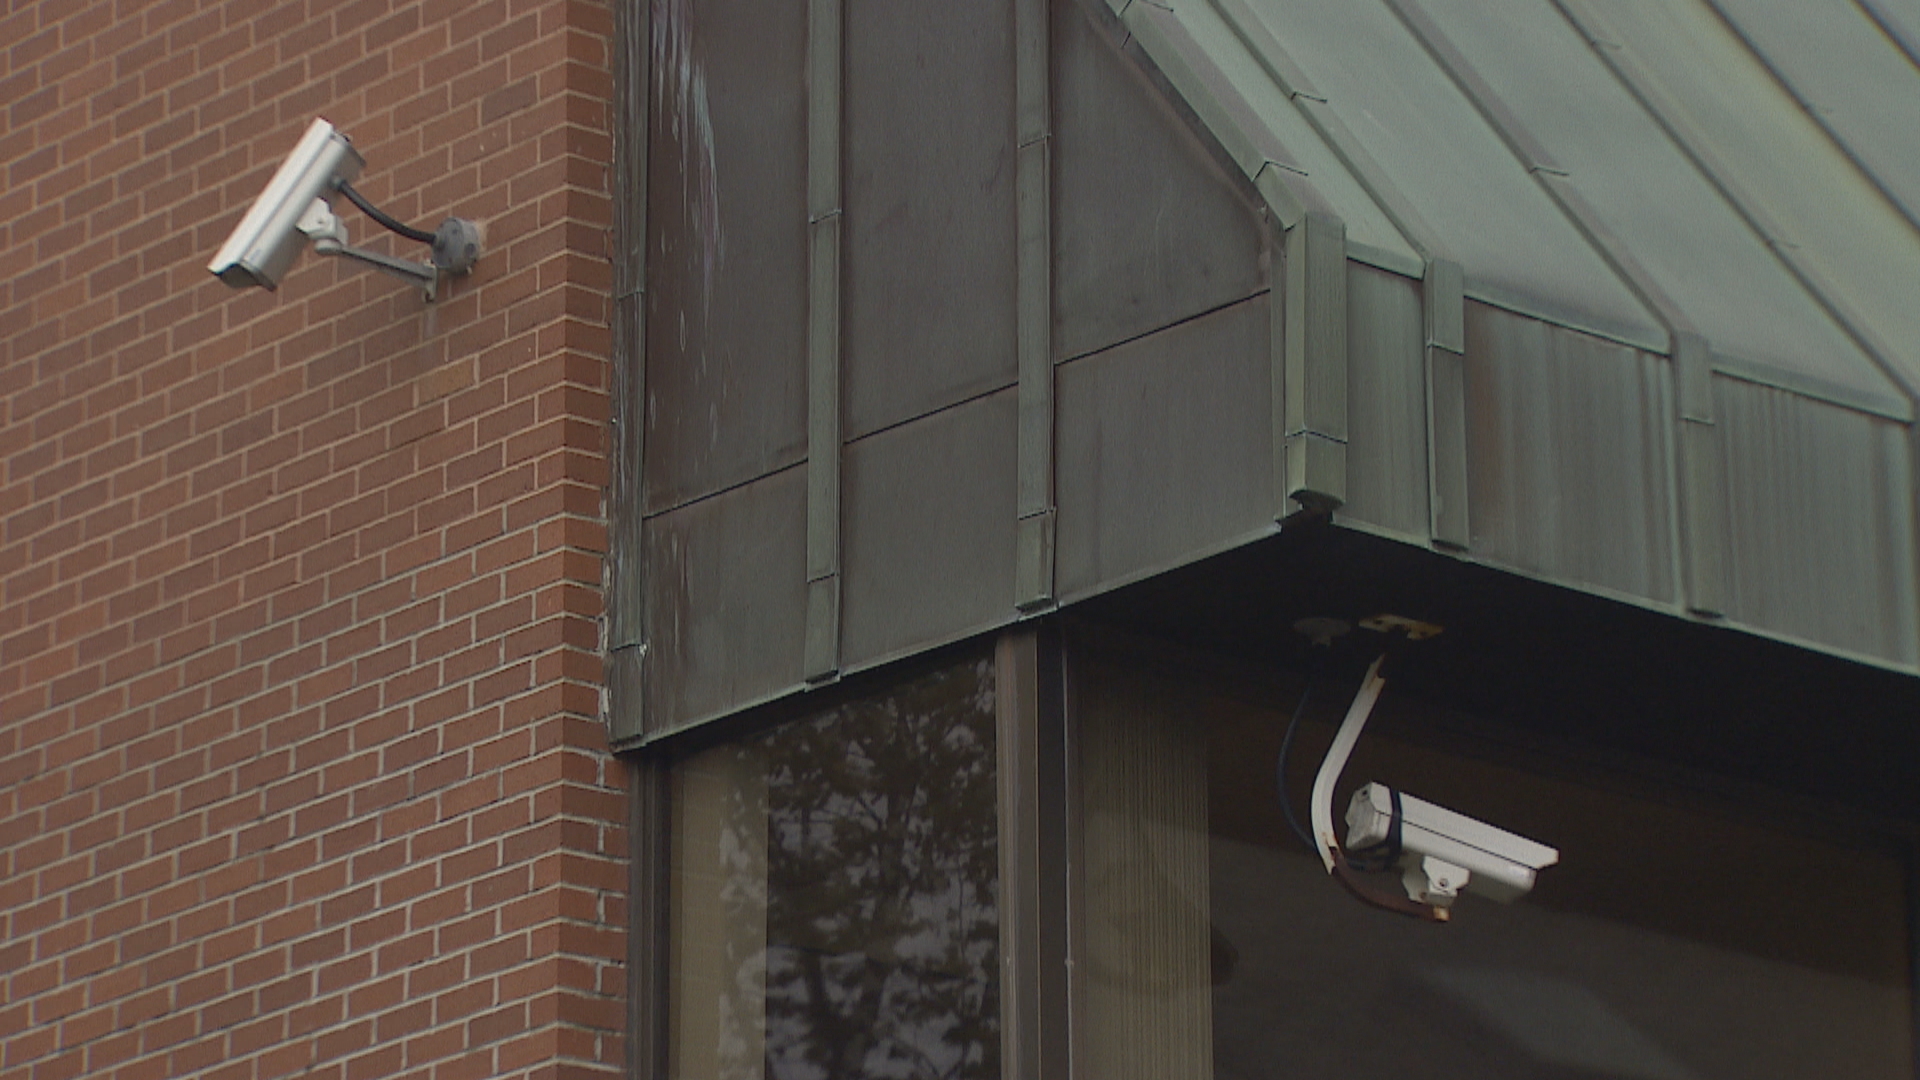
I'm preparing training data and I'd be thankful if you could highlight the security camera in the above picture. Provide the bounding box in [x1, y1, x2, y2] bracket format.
[209, 118, 480, 299]
[1298, 637, 1562, 921]
[209, 118, 364, 290]
[1345, 782, 1559, 908]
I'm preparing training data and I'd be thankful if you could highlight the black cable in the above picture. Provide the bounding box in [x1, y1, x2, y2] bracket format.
[1276, 680, 1315, 854]
[336, 181, 437, 244]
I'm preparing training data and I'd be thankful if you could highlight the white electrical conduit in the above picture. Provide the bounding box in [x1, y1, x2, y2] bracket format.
[1308, 653, 1388, 873]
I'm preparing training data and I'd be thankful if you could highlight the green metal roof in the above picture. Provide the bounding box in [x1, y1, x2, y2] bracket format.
[1111, 0, 1920, 415]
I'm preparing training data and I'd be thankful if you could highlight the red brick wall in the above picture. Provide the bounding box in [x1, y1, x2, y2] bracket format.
[0, 3, 626, 1078]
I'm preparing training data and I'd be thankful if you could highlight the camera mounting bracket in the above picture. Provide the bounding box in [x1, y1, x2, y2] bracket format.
[298, 199, 440, 300]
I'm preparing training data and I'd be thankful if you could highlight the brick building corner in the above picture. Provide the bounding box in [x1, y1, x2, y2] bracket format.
[1, 2, 627, 1077]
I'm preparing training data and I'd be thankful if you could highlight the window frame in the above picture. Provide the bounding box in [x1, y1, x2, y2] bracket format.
[629, 618, 1920, 1079]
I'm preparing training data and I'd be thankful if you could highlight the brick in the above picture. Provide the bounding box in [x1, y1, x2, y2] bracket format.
[4, 3, 619, 1079]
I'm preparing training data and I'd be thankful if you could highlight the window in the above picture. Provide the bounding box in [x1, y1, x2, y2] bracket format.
[665, 654, 1001, 1080]
[1071, 634, 1915, 1080]
[642, 625, 1916, 1080]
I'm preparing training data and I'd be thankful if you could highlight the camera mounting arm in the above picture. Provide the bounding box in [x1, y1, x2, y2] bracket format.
[296, 197, 481, 302]
[1309, 653, 1387, 874]
[1308, 648, 1452, 922]
[297, 199, 437, 298]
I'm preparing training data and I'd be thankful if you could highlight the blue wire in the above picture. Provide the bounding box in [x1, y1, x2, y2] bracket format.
[1277, 680, 1316, 854]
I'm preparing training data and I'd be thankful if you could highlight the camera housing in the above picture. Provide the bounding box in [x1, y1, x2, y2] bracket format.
[209, 119, 364, 290]
[1345, 782, 1559, 906]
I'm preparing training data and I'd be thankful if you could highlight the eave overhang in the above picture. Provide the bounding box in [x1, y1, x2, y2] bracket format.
[1106, 0, 1920, 673]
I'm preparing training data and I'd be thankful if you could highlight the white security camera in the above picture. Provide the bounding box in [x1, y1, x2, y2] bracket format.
[1299, 634, 1562, 921]
[209, 118, 480, 299]
[209, 119, 364, 290]
[1345, 783, 1559, 908]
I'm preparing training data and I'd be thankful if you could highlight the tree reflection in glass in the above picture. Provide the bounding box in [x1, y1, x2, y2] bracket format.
[670, 657, 1000, 1080]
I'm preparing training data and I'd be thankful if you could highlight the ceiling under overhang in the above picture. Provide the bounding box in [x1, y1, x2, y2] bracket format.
[1076, 519, 1920, 820]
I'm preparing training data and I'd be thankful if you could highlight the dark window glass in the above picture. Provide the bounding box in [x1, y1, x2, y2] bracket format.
[669, 657, 1000, 1080]
[1073, 647, 1914, 1080]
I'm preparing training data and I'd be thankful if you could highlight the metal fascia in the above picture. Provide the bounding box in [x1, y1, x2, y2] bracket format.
[1386, 0, 1754, 617]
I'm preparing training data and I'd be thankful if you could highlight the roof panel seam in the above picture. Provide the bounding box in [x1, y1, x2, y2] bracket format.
[1855, 0, 1920, 70]
[1698, 0, 1920, 237]
[1552, 0, 1920, 408]
[1384, 0, 1683, 347]
[1554, 0, 1920, 655]
[1210, 0, 1434, 257]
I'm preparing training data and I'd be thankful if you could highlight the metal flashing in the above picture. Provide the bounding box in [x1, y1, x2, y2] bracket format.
[1673, 333, 1728, 617]
[807, 0, 843, 223]
[1251, 161, 1305, 231]
[607, 0, 650, 744]
[1344, 238, 1425, 282]
[1282, 212, 1349, 511]
[805, 0, 844, 682]
[1710, 355, 1915, 424]
[1016, 0, 1055, 611]
[1121, 2, 1300, 187]
[1423, 258, 1464, 354]
[1423, 258, 1469, 550]
[608, 292, 647, 652]
[1016, 0, 1049, 145]
[1344, 265, 1430, 539]
[1462, 280, 1668, 356]
[1675, 331, 1715, 424]
[1214, 4, 1424, 260]
[803, 575, 841, 683]
[606, 643, 646, 747]
[1292, 96, 1439, 259]
[1127, 0, 1421, 261]
[1016, 511, 1058, 612]
[632, 0, 1920, 733]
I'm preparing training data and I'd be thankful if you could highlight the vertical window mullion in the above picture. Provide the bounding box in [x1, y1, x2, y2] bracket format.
[630, 754, 672, 1080]
[996, 626, 1073, 1080]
